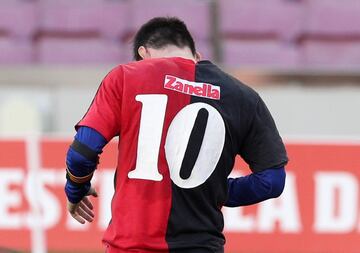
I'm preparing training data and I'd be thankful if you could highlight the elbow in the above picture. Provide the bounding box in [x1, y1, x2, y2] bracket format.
[271, 183, 285, 198]
[66, 147, 82, 169]
[269, 167, 286, 198]
[66, 146, 96, 176]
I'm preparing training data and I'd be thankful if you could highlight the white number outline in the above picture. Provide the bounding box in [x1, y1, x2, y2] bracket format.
[128, 94, 225, 189]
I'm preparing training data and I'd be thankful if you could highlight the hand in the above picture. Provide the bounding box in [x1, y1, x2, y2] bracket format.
[67, 187, 98, 224]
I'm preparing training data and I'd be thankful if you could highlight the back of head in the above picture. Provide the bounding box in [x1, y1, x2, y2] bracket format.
[133, 17, 197, 61]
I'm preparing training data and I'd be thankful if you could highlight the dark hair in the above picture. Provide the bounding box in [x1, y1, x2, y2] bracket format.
[133, 17, 196, 61]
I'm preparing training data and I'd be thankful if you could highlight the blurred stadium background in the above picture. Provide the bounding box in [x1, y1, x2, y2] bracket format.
[0, 0, 360, 252]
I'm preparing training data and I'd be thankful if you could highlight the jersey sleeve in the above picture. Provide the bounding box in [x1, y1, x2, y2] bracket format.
[239, 96, 288, 172]
[76, 67, 123, 141]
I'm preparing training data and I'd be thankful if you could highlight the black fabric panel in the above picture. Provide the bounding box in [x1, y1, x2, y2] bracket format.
[166, 61, 232, 252]
[192, 61, 288, 172]
[165, 60, 287, 252]
[239, 97, 288, 172]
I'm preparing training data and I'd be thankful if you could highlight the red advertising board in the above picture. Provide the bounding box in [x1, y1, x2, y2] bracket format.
[0, 137, 359, 252]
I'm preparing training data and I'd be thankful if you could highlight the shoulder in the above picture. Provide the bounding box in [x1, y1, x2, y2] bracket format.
[96, 65, 124, 100]
[196, 61, 260, 106]
[103, 65, 124, 83]
[224, 71, 259, 102]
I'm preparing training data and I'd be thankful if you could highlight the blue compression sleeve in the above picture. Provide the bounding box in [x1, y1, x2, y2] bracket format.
[66, 126, 107, 176]
[225, 167, 286, 207]
[65, 126, 107, 203]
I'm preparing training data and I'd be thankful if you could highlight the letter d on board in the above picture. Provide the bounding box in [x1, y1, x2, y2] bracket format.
[314, 172, 358, 233]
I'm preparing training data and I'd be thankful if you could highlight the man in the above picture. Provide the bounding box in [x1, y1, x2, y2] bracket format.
[65, 17, 288, 253]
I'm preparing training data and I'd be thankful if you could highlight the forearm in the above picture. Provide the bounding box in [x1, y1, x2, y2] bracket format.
[65, 126, 107, 203]
[224, 167, 286, 207]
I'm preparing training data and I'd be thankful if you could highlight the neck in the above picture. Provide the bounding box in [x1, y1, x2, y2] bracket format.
[161, 49, 196, 62]
[147, 46, 197, 62]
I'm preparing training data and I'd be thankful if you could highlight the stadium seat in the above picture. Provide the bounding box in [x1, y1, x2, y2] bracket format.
[128, 0, 211, 40]
[0, 1, 37, 37]
[39, 1, 105, 34]
[101, 1, 131, 39]
[304, 0, 360, 36]
[220, 0, 304, 40]
[0, 38, 33, 64]
[40, 2, 101, 32]
[36, 37, 124, 64]
[301, 39, 360, 68]
[222, 39, 300, 68]
[38, 0, 130, 39]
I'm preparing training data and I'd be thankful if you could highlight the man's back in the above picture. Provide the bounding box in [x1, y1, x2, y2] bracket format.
[65, 17, 287, 253]
[75, 57, 287, 252]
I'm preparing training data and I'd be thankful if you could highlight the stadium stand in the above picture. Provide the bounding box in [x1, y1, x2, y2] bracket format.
[127, 0, 212, 61]
[128, 0, 210, 40]
[0, 1, 37, 38]
[301, 0, 360, 68]
[36, 37, 123, 64]
[100, 1, 131, 39]
[220, 0, 303, 40]
[223, 39, 299, 68]
[35, 0, 129, 64]
[219, 0, 303, 68]
[0, 0, 360, 68]
[39, 1, 104, 34]
[305, 0, 360, 36]
[0, 0, 36, 64]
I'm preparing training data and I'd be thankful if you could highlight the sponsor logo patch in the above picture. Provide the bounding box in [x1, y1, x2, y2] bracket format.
[164, 75, 220, 100]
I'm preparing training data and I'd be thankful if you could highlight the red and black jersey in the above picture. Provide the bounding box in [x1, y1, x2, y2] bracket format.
[77, 57, 288, 253]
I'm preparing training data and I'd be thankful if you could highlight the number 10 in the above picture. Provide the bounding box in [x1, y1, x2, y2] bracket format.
[128, 94, 225, 189]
